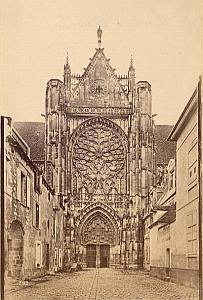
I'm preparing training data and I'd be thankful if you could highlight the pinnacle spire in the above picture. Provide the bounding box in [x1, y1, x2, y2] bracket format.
[66, 52, 69, 66]
[97, 26, 102, 48]
[130, 54, 134, 69]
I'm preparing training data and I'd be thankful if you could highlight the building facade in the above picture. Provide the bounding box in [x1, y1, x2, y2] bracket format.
[4, 118, 65, 280]
[44, 27, 156, 269]
[143, 82, 201, 289]
[168, 86, 200, 288]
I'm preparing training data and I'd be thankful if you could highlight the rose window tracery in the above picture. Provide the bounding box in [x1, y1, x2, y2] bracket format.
[71, 118, 127, 198]
[90, 79, 108, 98]
[72, 122, 125, 184]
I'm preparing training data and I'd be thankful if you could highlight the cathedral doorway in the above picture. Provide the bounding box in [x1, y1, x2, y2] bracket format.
[86, 244, 96, 268]
[100, 244, 110, 268]
[86, 244, 110, 268]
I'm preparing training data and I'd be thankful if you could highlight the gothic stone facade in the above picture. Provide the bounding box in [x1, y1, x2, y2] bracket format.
[45, 29, 156, 269]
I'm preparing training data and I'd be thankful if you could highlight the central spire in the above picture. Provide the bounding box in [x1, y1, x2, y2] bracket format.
[97, 26, 102, 48]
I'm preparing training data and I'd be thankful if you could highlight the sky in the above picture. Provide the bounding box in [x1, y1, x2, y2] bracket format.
[0, 0, 201, 125]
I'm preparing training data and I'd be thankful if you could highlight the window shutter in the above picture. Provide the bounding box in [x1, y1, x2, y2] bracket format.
[17, 168, 21, 201]
[33, 202, 36, 227]
[35, 241, 42, 268]
[27, 176, 31, 208]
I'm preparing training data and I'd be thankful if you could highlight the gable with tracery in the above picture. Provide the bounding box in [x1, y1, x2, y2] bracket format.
[71, 50, 129, 107]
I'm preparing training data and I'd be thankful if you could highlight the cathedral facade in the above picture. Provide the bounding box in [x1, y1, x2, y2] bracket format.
[45, 27, 156, 269]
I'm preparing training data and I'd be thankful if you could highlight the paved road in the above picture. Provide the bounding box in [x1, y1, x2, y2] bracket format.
[5, 268, 198, 300]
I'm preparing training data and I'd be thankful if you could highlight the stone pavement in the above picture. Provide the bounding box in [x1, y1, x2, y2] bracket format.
[4, 268, 199, 300]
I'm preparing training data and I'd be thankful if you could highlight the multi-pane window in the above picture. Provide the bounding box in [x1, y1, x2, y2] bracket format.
[17, 168, 30, 207]
[187, 210, 197, 255]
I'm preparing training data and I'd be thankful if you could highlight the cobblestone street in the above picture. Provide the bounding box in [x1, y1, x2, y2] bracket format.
[5, 268, 198, 300]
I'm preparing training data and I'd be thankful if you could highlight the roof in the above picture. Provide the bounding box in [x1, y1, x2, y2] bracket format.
[168, 87, 198, 141]
[154, 125, 176, 164]
[14, 122, 45, 161]
[13, 122, 176, 164]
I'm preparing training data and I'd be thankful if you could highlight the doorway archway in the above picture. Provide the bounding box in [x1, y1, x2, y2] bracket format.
[8, 220, 24, 278]
[77, 203, 120, 268]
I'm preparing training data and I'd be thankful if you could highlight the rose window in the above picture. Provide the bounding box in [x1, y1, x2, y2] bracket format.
[72, 123, 125, 183]
[90, 79, 108, 98]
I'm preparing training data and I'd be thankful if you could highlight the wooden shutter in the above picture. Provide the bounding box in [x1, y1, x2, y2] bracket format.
[17, 168, 21, 201]
[33, 202, 36, 227]
[27, 176, 31, 208]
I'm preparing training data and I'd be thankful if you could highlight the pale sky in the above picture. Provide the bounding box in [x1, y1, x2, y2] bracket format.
[0, 0, 201, 125]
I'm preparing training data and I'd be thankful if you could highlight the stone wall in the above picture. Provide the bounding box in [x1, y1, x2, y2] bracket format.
[4, 123, 65, 280]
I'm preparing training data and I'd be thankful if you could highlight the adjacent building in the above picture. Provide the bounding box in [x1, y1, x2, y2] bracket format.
[3, 117, 65, 280]
[167, 84, 200, 288]
[143, 80, 201, 289]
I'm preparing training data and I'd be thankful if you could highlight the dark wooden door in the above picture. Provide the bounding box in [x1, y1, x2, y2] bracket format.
[86, 244, 96, 268]
[100, 244, 110, 268]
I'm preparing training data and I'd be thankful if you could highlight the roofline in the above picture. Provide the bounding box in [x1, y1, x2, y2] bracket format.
[167, 87, 198, 141]
[12, 127, 30, 157]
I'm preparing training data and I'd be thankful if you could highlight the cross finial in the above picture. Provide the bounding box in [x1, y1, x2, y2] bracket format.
[97, 26, 102, 48]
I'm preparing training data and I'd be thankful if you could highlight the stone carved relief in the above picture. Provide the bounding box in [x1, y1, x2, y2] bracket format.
[66, 106, 132, 116]
[77, 203, 120, 245]
[83, 213, 114, 245]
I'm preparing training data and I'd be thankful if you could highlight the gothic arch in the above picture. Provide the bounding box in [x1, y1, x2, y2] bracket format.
[77, 202, 120, 246]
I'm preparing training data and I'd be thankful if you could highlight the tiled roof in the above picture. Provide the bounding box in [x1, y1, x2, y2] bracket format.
[154, 125, 176, 164]
[13, 122, 176, 164]
[14, 122, 45, 161]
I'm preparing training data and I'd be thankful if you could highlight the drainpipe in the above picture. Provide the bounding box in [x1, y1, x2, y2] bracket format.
[1, 116, 11, 300]
[1, 116, 5, 300]
[198, 77, 202, 300]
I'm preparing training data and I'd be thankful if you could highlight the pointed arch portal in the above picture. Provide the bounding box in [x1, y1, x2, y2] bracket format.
[77, 203, 120, 268]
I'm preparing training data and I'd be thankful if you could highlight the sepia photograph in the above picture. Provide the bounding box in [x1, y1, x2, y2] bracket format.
[0, 1, 202, 299]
